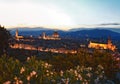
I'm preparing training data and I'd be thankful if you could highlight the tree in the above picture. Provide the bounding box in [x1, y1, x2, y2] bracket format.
[0, 25, 10, 56]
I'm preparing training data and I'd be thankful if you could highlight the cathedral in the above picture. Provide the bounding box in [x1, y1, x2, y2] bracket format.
[88, 38, 117, 51]
[41, 31, 61, 40]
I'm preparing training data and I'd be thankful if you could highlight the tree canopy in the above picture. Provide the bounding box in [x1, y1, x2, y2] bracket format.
[0, 25, 10, 56]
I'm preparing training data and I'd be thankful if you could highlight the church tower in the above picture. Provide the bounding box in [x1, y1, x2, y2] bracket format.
[15, 29, 18, 37]
[15, 29, 24, 40]
[107, 37, 112, 46]
[107, 36, 116, 51]
[42, 32, 46, 39]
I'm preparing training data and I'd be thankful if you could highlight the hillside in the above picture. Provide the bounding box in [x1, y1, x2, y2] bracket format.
[68, 29, 120, 39]
[9, 28, 120, 40]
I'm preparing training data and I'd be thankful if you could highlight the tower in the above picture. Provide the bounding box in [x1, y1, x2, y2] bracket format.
[42, 32, 46, 39]
[107, 36, 116, 51]
[107, 36, 112, 45]
[15, 29, 18, 37]
[15, 29, 24, 40]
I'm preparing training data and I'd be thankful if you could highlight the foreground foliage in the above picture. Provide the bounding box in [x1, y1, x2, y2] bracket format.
[0, 55, 118, 84]
[0, 26, 10, 56]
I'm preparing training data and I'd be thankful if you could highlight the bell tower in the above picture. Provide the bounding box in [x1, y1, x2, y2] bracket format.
[107, 36, 112, 45]
[42, 32, 46, 39]
[15, 29, 18, 37]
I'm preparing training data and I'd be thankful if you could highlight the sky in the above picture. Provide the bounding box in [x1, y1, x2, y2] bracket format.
[0, 0, 120, 30]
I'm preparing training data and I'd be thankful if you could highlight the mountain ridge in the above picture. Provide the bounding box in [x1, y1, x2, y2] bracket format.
[9, 27, 120, 40]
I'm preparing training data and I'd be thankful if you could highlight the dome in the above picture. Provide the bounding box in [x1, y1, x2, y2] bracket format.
[53, 32, 59, 35]
[52, 31, 59, 38]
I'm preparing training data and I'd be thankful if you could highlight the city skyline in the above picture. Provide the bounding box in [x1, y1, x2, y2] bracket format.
[0, 0, 120, 30]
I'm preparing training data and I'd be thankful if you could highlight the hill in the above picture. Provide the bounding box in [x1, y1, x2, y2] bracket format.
[67, 29, 120, 39]
[9, 27, 120, 40]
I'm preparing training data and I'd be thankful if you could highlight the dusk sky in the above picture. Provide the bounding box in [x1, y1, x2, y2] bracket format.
[0, 0, 120, 29]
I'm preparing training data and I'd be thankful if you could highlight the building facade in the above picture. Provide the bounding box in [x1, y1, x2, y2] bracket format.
[15, 29, 24, 40]
[41, 32, 61, 40]
[88, 38, 117, 51]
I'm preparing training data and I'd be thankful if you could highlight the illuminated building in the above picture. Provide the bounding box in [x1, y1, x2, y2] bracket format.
[52, 31, 59, 38]
[88, 38, 117, 51]
[15, 29, 24, 40]
[41, 31, 61, 40]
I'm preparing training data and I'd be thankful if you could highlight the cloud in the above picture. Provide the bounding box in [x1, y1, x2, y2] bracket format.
[67, 23, 120, 30]
[99, 23, 120, 26]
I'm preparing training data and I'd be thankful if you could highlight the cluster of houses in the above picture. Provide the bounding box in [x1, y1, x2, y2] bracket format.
[13, 29, 117, 53]
[15, 29, 61, 41]
[10, 43, 77, 54]
[11, 29, 76, 54]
